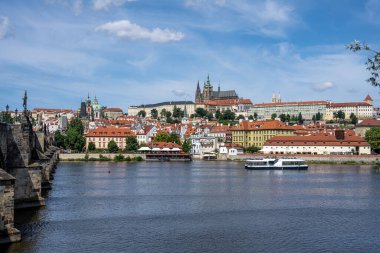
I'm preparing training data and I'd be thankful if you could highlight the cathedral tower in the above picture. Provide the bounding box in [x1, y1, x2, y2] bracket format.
[195, 81, 202, 104]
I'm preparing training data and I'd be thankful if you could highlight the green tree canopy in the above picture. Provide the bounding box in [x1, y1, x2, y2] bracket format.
[54, 130, 65, 148]
[138, 110, 146, 118]
[350, 113, 358, 125]
[206, 112, 214, 121]
[160, 109, 167, 118]
[365, 127, 380, 153]
[215, 109, 222, 120]
[222, 109, 235, 120]
[108, 140, 119, 153]
[154, 132, 171, 142]
[125, 136, 139, 151]
[65, 127, 85, 151]
[195, 107, 207, 117]
[298, 112, 304, 124]
[88, 141, 96, 151]
[64, 118, 85, 151]
[151, 109, 158, 119]
[271, 113, 277, 120]
[236, 114, 245, 120]
[182, 138, 192, 153]
[244, 146, 261, 153]
[69, 118, 84, 135]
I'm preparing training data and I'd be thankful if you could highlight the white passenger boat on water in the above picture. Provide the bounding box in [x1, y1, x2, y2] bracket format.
[245, 158, 308, 170]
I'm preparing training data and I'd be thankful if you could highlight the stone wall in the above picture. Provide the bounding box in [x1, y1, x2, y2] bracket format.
[59, 153, 146, 160]
[9, 166, 45, 209]
[0, 169, 21, 243]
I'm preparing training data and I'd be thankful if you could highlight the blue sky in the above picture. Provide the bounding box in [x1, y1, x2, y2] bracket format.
[0, 0, 380, 112]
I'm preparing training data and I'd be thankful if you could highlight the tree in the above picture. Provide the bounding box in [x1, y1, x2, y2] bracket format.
[244, 146, 261, 153]
[253, 112, 258, 120]
[160, 109, 167, 118]
[173, 106, 184, 118]
[316, 112, 323, 121]
[166, 111, 172, 118]
[298, 112, 304, 124]
[336, 110, 345, 121]
[350, 113, 358, 125]
[347, 40, 380, 88]
[248, 115, 254, 120]
[182, 138, 192, 153]
[206, 112, 213, 121]
[69, 118, 84, 135]
[312, 115, 316, 123]
[65, 127, 85, 151]
[108, 140, 119, 153]
[365, 127, 380, 153]
[125, 136, 139, 151]
[215, 109, 222, 120]
[88, 141, 96, 151]
[279, 114, 287, 122]
[195, 108, 207, 117]
[64, 118, 85, 151]
[138, 110, 146, 118]
[169, 132, 181, 145]
[271, 113, 277, 120]
[236, 114, 245, 120]
[222, 109, 235, 120]
[154, 132, 171, 142]
[54, 130, 65, 148]
[150, 109, 158, 119]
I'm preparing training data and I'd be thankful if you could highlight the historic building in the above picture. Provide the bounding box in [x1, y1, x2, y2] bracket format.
[250, 100, 329, 121]
[85, 126, 135, 150]
[262, 130, 371, 155]
[231, 120, 296, 148]
[325, 95, 374, 120]
[128, 101, 195, 117]
[195, 75, 239, 104]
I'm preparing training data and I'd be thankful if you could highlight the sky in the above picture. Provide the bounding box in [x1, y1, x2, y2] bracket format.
[0, 0, 380, 112]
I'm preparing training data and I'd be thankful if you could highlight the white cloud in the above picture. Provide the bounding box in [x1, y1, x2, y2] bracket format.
[95, 20, 184, 43]
[312, 81, 335, 92]
[72, 0, 83, 16]
[0, 16, 10, 39]
[92, 0, 135, 11]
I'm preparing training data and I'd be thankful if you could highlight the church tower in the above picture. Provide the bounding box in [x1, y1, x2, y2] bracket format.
[203, 75, 213, 102]
[195, 81, 202, 104]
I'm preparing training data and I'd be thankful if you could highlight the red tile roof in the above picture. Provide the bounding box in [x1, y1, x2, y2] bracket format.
[231, 120, 296, 131]
[103, 108, 123, 112]
[204, 99, 252, 106]
[86, 126, 135, 137]
[265, 133, 369, 147]
[328, 102, 371, 107]
[357, 119, 380, 127]
[364, 95, 373, 101]
[253, 101, 328, 107]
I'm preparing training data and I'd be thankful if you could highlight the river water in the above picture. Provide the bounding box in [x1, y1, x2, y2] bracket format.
[3, 161, 380, 253]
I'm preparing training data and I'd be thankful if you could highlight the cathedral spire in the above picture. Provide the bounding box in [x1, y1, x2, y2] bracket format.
[195, 80, 202, 104]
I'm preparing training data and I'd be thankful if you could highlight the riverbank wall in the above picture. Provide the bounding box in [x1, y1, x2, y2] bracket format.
[59, 153, 145, 161]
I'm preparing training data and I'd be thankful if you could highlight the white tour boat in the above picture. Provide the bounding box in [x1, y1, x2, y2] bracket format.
[245, 158, 308, 170]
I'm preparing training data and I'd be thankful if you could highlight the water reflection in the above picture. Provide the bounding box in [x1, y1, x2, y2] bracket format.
[3, 161, 380, 253]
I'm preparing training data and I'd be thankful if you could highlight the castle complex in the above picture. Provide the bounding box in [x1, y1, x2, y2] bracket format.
[195, 75, 239, 104]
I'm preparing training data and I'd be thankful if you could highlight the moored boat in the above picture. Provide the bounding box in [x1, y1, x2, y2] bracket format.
[245, 158, 308, 170]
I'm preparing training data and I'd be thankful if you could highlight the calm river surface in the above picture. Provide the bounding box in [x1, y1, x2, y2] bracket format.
[3, 161, 380, 253]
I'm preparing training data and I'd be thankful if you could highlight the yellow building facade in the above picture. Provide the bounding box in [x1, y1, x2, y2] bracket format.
[231, 120, 296, 148]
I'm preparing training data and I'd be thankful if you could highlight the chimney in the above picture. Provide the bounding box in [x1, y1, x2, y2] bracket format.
[335, 129, 345, 140]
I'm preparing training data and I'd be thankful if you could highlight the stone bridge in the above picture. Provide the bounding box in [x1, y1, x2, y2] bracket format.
[0, 116, 59, 244]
